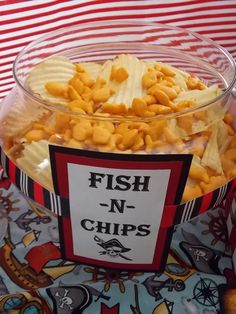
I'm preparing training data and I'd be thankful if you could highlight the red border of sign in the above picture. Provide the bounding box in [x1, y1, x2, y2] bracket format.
[49, 145, 192, 271]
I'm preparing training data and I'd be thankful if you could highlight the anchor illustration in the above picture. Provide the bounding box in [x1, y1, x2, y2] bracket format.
[143, 274, 185, 301]
[15, 209, 51, 231]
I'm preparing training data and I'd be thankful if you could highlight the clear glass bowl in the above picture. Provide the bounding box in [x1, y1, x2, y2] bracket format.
[0, 21, 236, 203]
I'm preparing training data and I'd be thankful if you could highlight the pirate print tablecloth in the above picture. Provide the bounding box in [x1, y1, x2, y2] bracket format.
[0, 174, 234, 314]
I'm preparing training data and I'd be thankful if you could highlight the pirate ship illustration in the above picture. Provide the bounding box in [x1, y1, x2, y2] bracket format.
[0, 229, 76, 290]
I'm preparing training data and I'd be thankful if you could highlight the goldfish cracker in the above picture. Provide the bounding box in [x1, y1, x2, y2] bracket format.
[93, 126, 111, 145]
[132, 133, 145, 151]
[200, 176, 227, 194]
[145, 120, 166, 142]
[144, 134, 154, 152]
[110, 66, 129, 83]
[182, 184, 202, 202]
[109, 134, 123, 149]
[69, 76, 84, 94]
[143, 94, 156, 105]
[177, 114, 193, 134]
[72, 120, 92, 141]
[186, 76, 205, 90]
[129, 122, 149, 132]
[175, 99, 196, 112]
[98, 121, 115, 134]
[159, 65, 176, 77]
[45, 82, 68, 97]
[131, 98, 148, 116]
[78, 72, 94, 87]
[150, 88, 171, 107]
[67, 85, 81, 100]
[92, 87, 111, 103]
[155, 84, 178, 100]
[224, 148, 236, 161]
[148, 104, 172, 115]
[143, 110, 156, 117]
[101, 103, 128, 115]
[115, 122, 130, 135]
[65, 138, 83, 149]
[54, 112, 71, 132]
[194, 110, 206, 121]
[76, 63, 85, 73]
[68, 99, 93, 114]
[142, 69, 158, 88]
[224, 112, 234, 125]
[24, 130, 47, 142]
[63, 129, 72, 142]
[118, 129, 139, 150]
[163, 127, 180, 144]
[189, 163, 209, 183]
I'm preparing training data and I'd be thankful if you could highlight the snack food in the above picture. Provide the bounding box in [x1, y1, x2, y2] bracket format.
[2, 54, 236, 201]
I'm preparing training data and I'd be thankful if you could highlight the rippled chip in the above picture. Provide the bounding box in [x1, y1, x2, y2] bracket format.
[99, 54, 147, 107]
[201, 124, 223, 174]
[28, 56, 76, 105]
[217, 120, 231, 153]
[16, 140, 53, 191]
[1, 98, 49, 137]
[80, 62, 102, 80]
[174, 84, 220, 106]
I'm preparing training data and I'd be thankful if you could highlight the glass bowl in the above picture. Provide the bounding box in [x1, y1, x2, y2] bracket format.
[0, 20, 236, 203]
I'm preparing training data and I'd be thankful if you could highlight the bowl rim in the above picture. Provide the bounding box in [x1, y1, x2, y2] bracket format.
[13, 20, 236, 121]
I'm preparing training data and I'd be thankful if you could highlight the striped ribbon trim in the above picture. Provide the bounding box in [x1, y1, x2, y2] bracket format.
[0, 148, 62, 216]
[1, 147, 235, 224]
[175, 181, 235, 225]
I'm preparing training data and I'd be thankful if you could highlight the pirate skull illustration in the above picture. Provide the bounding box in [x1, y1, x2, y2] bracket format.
[189, 247, 209, 262]
[94, 236, 132, 261]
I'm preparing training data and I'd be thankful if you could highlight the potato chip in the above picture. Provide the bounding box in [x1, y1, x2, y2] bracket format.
[192, 120, 208, 134]
[217, 120, 231, 153]
[174, 84, 220, 106]
[80, 62, 103, 80]
[27, 56, 76, 105]
[174, 72, 188, 90]
[205, 103, 225, 124]
[201, 124, 223, 174]
[168, 118, 186, 137]
[1, 98, 49, 137]
[16, 140, 53, 191]
[99, 54, 147, 107]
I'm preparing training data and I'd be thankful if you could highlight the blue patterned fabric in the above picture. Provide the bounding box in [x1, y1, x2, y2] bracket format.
[0, 181, 233, 313]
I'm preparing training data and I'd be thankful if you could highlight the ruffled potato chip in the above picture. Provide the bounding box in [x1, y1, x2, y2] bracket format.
[99, 54, 147, 107]
[28, 56, 76, 105]
[16, 140, 53, 191]
[1, 98, 49, 137]
[217, 120, 231, 153]
[174, 84, 220, 106]
[201, 124, 223, 174]
[80, 62, 103, 80]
